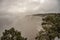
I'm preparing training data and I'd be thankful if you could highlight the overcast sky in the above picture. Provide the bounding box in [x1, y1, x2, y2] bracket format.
[0, 0, 60, 14]
[0, 0, 60, 40]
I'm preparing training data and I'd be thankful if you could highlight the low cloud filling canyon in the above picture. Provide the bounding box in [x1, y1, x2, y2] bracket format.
[0, 0, 60, 40]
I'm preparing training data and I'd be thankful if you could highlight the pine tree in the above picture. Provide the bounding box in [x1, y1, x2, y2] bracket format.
[35, 14, 60, 40]
[1, 28, 27, 40]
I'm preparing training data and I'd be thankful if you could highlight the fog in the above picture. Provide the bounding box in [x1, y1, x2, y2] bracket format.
[0, 13, 43, 40]
[0, 0, 60, 40]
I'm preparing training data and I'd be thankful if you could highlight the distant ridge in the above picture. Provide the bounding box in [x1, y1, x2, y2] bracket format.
[32, 13, 60, 16]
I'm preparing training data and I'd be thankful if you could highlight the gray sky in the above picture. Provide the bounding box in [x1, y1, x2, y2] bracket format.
[0, 0, 60, 40]
[0, 0, 60, 14]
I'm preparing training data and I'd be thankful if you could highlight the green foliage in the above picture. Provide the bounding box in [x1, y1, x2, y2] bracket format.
[35, 14, 60, 40]
[1, 28, 27, 40]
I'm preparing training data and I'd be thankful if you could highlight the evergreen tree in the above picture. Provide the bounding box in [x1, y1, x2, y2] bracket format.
[1, 28, 27, 40]
[35, 14, 60, 40]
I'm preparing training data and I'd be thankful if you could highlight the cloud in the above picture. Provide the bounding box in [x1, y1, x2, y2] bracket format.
[0, 0, 60, 40]
[0, 0, 59, 14]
